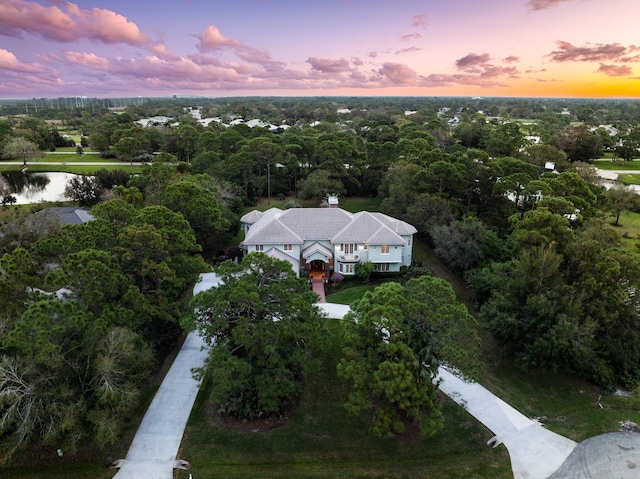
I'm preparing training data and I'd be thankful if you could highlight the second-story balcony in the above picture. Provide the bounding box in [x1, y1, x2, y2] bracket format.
[338, 253, 360, 262]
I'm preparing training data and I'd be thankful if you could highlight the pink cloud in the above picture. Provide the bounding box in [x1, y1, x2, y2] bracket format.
[235, 46, 276, 66]
[395, 47, 421, 55]
[597, 63, 632, 77]
[0, 0, 149, 45]
[147, 43, 179, 60]
[307, 57, 351, 73]
[197, 25, 243, 51]
[456, 53, 491, 70]
[527, 0, 589, 11]
[419, 72, 509, 89]
[0, 47, 46, 73]
[548, 41, 631, 62]
[503, 55, 520, 63]
[61, 51, 246, 85]
[401, 33, 422, 42]
[64, 51, 111, 69]
[378, 63, 417, 85]
[412, 13, 428, 29]
[453, 52, 520, 80]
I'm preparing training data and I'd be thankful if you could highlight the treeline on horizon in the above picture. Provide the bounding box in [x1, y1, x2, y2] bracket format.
[2, 95, 640, 125]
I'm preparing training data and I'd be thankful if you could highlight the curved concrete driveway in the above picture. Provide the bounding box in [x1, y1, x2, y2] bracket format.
[437, 368, 577, 479]
[112, 285, 638, 479]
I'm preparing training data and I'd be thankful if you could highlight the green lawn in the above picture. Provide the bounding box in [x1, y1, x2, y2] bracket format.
[325, 284, 377, 305]
[1, 164, 143, 174]
[177, 318, 511, 479]
[593, 159, 640, 170]
[617, 174, 640, 185]
[41, 152, 111, 163]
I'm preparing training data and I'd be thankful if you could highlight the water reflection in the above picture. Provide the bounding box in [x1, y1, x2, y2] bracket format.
[0, 172, 78, 205]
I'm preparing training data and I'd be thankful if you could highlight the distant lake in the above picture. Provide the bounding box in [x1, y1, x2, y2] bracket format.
[0, 171, 78, 205]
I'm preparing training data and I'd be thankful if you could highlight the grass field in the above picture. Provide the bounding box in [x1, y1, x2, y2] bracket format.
[1, 164, 143, 174]
[594, 159, 640, 170]
[251, 196, 383, 212]
[617, 174, 640, 185]
[325, 284, 377, 305]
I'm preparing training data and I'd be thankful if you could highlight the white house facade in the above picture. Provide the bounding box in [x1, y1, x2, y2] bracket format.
[240, 204, 416, 280]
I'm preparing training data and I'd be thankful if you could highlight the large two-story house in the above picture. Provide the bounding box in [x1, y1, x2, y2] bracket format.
[240, 200, 416, 280]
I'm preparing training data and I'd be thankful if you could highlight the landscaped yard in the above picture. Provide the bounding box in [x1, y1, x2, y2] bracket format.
[175, 236, 640, 477]
[325, 284, 378, 305]
[4, 201, 640, 478]
[176, 318, 512, 479]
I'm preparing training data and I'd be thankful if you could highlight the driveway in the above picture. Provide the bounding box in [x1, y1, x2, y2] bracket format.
[437, 368, 577, 479]
[111, 274, 221, 478]
[113, 278, 640, 479]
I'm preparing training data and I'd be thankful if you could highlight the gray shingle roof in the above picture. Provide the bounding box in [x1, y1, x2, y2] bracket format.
[302, 242, 333, 259]
[370, 212, 418, 235]
[240, 209, 264, 224]
[36, 207, 94, 225]
[332, 212, 387, 243]
[243, 217, 303, 245]
[265, 247, 300, 270]
[242, 207, 415, 246]
[278, 208, 353, 240]
[366, 226, 406, 245]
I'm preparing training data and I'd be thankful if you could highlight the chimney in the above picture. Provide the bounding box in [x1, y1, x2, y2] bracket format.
[327, 195, 339, 208]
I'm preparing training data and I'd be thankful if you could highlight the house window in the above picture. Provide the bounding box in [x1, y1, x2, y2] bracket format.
[284, 244, 292, 251]
[407, 238, 411, 246]
[256, 244, 264, 251]
[363, 244, 368, 250]
[376, 263, 390, 272]
[381, 244, 390, 254]
[345, 264, 354, 273]
[340, 243, 355, 254]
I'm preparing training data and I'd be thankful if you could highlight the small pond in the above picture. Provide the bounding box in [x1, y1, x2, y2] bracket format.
[0, 171, 78, 205]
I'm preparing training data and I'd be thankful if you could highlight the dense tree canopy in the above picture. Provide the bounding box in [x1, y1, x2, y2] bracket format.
[338, 277, 480, 437]
[190, 253, 324, 419]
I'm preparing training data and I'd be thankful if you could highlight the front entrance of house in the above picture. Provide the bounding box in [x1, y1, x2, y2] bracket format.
[309, 260, 326, 282]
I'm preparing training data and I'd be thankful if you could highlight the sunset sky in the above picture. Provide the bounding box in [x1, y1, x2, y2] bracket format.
[1, 0, 639, 99]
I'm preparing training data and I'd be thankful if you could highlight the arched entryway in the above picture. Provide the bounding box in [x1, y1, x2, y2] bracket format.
[309, 259, 326, 281]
